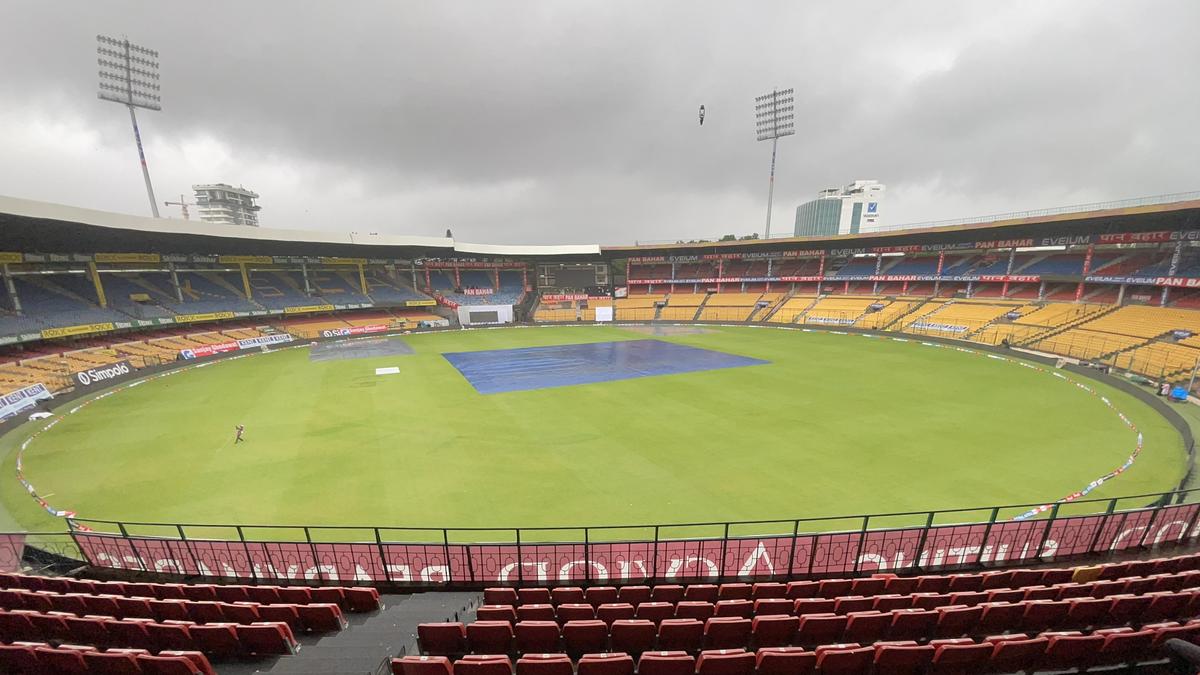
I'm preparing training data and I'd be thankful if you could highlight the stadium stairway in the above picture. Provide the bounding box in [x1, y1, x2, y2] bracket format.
[881, 296, 933, 331]
[218, 592, 479, 675]
[1093, 330, 1176, 363]
[753, 291, 794, 323]
[691, 295, 711, 322]
[1013, 304, 1120, 348]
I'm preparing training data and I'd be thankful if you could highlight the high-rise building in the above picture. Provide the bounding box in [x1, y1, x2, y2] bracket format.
[192, 184, 261, 227]
[794, 180, 884, 237]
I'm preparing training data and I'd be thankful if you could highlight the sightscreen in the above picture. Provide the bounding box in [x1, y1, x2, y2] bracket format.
[469, 310, 500, 324]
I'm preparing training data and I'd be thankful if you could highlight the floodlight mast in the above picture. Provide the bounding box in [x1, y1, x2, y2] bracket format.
[97, 34, 162, 218]
[754, 88, 795, 238]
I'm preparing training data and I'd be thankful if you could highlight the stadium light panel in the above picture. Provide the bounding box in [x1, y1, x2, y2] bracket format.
[96, 34, 162, 218]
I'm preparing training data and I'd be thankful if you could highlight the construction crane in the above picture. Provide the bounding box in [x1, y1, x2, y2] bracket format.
[164, 194, 196, 220]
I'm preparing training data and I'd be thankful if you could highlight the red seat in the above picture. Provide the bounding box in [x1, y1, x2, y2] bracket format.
[181, 585, 219, 602]
[651, 585, 685, 604]
[637, 651, 695, 675]
[106, 619, 153, 649]
[258, 603, 303, 632]
[718, 584, 753, 601]
[514, 620, 560, 654]
[675, 601, 715, 620]
[562, 620, 608, 656]
[585, 587, 618, 607]
[83, 649, 142, 674]
[658, 618, 704, 652]
[792, 598, 835, 615]
[814, 645, 873, 674]
[1065, 597, 1110, 627]
[137, 653, 207, 675]
[911, 593, 953, 610]
[685, 585, 719, 603]
[985, 588, 1024, 604]
[1021, 586, 1057, 601]
[887, 608, 938, 642]
[635, 602, 675, 625]
[714, 600, 752, 618]
[454, 655, 513, 675]
[578, 652, 634, 675]
[27, 610, 71, 640]
[34, 646, 89, 674]
[114, 596, 154, 619]
[872, 594, 912, 612]
[1008, 569, 1044, 588]
[883, 577, 918, 595]
[597, 603, 635, 626]
[517, 588, 552, 605]
[310, 587, 347, 608]
[815, 580, 851, 599]
[1108, 593, 1153, 624]
[1144, 591, 1190, 622]
[617, 586, 651, 605]
[0, 611, 36, 641]
[468, 621, 515, 654]
[976, 602, 1023, 635]
[946, 591, 987, 607]
[146, 621, 195, 652]
[704, 617, 751, 650]
[928, 638, 991, 674]
[987, 635, 1048, 673]
[914, 576, 950, 594]
[297, 603, 347, 632]
[752, 583, 787, 600]
[149, 584, 186, 601]
[191, 622, 243, 658]
[752, 598, 792, 616]
[610, 619, 656, 655]
[394, 655, 455, 675]
[346, 586, 382, 612]
[1089, 580, 1126, 598]
[754, 647, 814, 675]
[551, 587, 586, 606]
[186, 601, 225, 624]
[214, 585, 251, 604]
[1120, 576, 1156, 595]
[19, 593, 52, 613]
[219, 601, 260, 624]
[1094, 628, 1156, 665]
[832, 596, 873, 614]
[419, 622, 468, 657]
[277, 586, 313, 604]
[696, 648, 755, 675]
[1020, 599, 1068, 632]
[751, 614, 798, 648]
[796, 613, 845, 647]
[515, 653, 572, 675]
[150, 599, 191, 622]
[0, 643, 40, 674]
[83, 594, 122, 617]
[873, 641, 934, 675]
[785, 581, 819, 599]
[1041, 632, 1102, 671]
[237, 622, 299, 655]
[557, 603, 596, 622]
[246, 585, 283, 605]
[65, 615, 110, 647]
[848, 578, 885, 597]
[946, 574, 983, 593]
[517, 604, 556, 622]
[842, 611, 889, 644]
[477, 605, 518, 624]
[485, 588, 519, 605]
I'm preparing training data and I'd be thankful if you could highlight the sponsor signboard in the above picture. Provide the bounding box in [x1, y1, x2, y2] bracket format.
[0, 252, 23, 264]
[40, 322, 115, 339]
[463, 288, 494, 295]
[179, 333, 293, 359]
[0, 383, 51, 420]
[217, 255, 273, 264]
[68, 501, 1200, 583]
[319, 257, 367, 265]
[910, 321, 969, 333]
[283, 304, 336, 315]
[94, 252, 161, 263]
[542, 293, 590, 301]
[174, 311, 236, 323]
[320, 324, 389, 338]
[72, 360, 135, 389]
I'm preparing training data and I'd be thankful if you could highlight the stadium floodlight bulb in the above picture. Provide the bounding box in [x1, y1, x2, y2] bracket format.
[754, 87, 796, 239]
[96, 34, 162, 218]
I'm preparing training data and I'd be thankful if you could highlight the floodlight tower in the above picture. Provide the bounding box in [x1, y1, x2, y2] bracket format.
[754, 88, 795, 239]
[97, 34, 162, 218]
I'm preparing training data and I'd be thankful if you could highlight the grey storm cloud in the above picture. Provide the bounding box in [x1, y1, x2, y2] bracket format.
[1, 1, 1197, 245]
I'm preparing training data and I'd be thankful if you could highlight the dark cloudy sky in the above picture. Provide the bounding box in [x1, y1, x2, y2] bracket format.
[2, 1, 1197, 245]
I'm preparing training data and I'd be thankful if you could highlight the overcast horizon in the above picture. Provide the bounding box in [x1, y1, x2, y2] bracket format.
[2, 1, 1198, 245]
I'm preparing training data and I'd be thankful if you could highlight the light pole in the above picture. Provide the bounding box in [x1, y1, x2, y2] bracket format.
[755, 88, 795, 239]
[97, 34, 162, 218]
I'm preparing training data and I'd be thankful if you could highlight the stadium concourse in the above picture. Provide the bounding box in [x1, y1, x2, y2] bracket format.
[7, 194, 1200, 672]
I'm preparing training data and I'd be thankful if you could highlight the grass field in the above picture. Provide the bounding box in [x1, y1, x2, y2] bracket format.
[0, 325, 1188, 540]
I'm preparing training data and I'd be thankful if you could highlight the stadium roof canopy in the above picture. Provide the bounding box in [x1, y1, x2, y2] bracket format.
[1, 193, 1199, 260]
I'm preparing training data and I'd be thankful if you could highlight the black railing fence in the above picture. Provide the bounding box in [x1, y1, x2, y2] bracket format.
[15, 486, 1193, 587]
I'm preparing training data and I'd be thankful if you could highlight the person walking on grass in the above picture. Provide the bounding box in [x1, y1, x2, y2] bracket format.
[235, 424, 246, 444]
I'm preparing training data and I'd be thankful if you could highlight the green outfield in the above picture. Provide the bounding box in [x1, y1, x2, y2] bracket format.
[0, 325, 1188, 538]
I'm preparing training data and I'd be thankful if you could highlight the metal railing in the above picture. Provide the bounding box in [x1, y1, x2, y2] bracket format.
[45, 485, 1200, 586]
